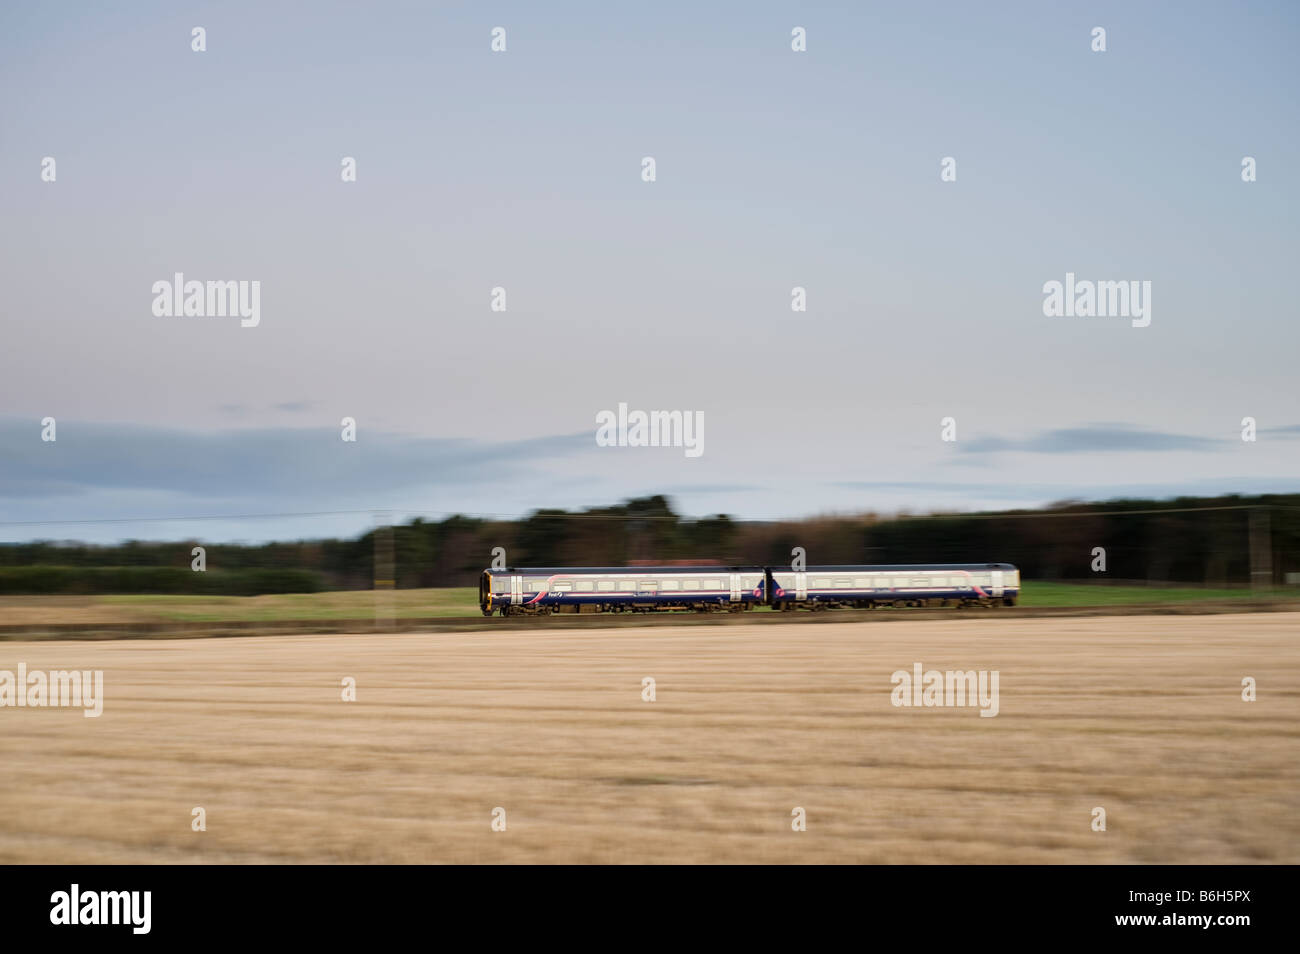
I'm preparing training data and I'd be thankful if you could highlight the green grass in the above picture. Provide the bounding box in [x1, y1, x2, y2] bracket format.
[80, 581, 1292, 623]
[100, 588, 482, 621]
[1019, 581, 1282, 606]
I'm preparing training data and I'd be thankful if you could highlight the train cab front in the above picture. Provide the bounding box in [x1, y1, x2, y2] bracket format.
[479, 570, 493, 616]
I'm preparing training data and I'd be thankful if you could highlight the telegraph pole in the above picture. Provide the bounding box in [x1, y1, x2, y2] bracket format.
[374, 510, 395, 630]
[1248, 507, 1272, 591]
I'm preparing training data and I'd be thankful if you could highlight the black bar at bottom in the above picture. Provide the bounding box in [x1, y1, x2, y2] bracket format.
[0, 864, 1281, 942]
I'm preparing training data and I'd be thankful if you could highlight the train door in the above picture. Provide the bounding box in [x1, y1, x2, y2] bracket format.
[990, 570, 1004, 598]
[729, 573, 741, 603]
[795, 572, 808, 601]
[510, 574, 522, 605]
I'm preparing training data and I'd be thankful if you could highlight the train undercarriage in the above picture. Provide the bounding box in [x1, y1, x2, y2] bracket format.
[487, 597, 1015, 616]
[488, 601, 756, 617]
[771, 596, 1017, 610]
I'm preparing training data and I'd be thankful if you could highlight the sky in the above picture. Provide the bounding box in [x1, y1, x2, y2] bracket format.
[1, 1, 1298, 543]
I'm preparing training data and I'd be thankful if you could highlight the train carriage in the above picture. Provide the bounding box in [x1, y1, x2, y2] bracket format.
[481, 566, 767, 616]
[767, 563, 1019, 610]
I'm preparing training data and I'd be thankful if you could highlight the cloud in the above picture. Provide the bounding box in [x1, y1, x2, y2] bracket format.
[0, 419, 594, 501]
[960, 424, 1222, 454]
[833, 476, 1300, 500]
[655, 483, 763, 495]
[1262, 424, 1300, 437]
[833, 480, 1058, 499]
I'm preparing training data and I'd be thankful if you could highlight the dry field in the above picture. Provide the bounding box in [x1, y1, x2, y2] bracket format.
[1, 613, 1296, 864]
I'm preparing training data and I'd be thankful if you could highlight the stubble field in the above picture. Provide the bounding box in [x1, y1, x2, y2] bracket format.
[1, 612, 1296, 863]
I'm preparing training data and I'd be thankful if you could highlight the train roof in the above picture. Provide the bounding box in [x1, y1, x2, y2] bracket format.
[483, 566, 764, 574]
[787, 563, 1018, 571]
[483, 563, 1016, 573]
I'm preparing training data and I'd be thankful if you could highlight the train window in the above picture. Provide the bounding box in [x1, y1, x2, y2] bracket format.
[701, 580, 719, 589]
[834, 579, 851, 588]
[574, 581, 590, 591]
[639, 582, 658, 590]
[618, 580, 635, 591]
[597, 580, 615, 591]
[527, 578, 547, 589]
[876, 578, 888, 588]
[855, 578, 869, 587]
[553, 583, 572, 592]
[683, 580, 699, 590]
[661, 581, 677, 590]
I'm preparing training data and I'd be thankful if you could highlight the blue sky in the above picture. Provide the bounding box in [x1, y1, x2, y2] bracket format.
[1, 1, 1297, 543]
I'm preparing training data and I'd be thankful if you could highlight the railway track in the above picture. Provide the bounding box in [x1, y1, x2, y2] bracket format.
[3, 597, 1299, 641]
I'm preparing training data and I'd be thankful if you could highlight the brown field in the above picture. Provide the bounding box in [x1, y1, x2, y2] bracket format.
[1, 613, 1296, 864]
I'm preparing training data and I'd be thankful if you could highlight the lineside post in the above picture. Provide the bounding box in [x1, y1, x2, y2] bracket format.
[374, 510, 395, 631]
[1248, 507, 1272, 592]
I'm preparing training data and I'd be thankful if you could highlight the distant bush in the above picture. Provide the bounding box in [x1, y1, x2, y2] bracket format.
[1, 492, 1297, 590]
[0, 565, 324, 596]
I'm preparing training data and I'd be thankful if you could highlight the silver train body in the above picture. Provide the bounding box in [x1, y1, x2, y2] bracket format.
[767, 564, 1019, 610]
[480, 563, 1018, 616]
[481, 566, 767, 616]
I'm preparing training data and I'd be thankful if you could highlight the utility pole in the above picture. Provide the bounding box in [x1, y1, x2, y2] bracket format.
[1248, 507, 1272, 591]
[627, 517, 647, 564]
[374, 510, 395, 630]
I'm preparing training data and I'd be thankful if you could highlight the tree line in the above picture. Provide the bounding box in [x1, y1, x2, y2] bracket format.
[1, 492, 1296, 594]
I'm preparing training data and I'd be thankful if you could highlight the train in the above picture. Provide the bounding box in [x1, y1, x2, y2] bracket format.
[479, 563, 1019, 615]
